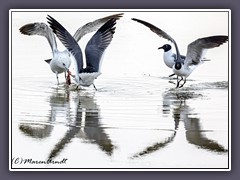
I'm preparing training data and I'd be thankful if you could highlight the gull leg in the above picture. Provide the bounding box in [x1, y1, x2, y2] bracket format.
[56, 73, 59, 85]
[176, 76, 180, 88]
[179, 77, 186, 88]
[176, 76, 179, 88]
[176, 76, 183, 88]
[93, 84, 97, 91]
[169, 73, 175, 77]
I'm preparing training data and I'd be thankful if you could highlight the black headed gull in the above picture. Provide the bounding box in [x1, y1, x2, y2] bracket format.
[19, 13, 123, 85]
[47, 15, 119, 89]
[132, 18, 228, 88]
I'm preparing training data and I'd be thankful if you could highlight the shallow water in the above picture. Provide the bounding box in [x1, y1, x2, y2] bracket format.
[11, 76, 229, 169]
[10, 11, 229, 169]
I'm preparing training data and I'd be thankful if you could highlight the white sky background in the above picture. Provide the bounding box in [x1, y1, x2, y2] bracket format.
[11, 10, 229, 81]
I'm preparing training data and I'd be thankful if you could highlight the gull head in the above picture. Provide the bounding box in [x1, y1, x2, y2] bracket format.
[57, 51, 71, 71]
[158, 44, 172, 52]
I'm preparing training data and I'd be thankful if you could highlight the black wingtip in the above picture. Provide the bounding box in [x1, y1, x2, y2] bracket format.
[46, 15, 56, 25]
[46, 14, 54, 21]
[131, 18, 142, 23]
[131, 18, 157, 31]
[98, 18, 117, 34]
[203, 35, 229, 46]
[132, 18, 140, 23]
[46, 15, 63, 34]
[46, 15, 56, 31]
[212, 35, 228, 42]
[116, 13, 124, 18]
[46, 14, 54, 24]
[108, 13, 124, 20]
[19, 23, 35, 35]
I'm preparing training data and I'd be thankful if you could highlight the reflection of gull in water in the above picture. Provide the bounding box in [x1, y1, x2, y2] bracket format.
[19, 89, 69, 139]
[49, 94, 115, 159]
[19, 89, 70, 138]
[166, 90, 228, 152]
[132, 131, 176, 158]
[19, 123, 53, 139]
[19, 87, 115, 160]
[132, 89, 227, 158]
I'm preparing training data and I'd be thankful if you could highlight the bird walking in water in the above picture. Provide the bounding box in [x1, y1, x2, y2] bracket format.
[20, 22, 71, 85]
[47, 15, 120, 90]
[131, 18, 228, 88]
[19, 13, 123, 85]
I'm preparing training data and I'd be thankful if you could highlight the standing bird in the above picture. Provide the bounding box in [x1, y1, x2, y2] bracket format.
[19, 13, 123, 85]
[47, 15, 118, 89]
[20, 22, 71, 85]
[131, 18, 228, 88]
[158, 44, 186, 77]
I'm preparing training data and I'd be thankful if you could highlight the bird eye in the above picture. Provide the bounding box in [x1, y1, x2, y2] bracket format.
[63, 63, 66, 66]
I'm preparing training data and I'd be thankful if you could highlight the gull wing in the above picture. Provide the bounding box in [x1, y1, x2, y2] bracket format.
[84, 18, 117, 73]
[73, 13, 123, 42]
[132, 18, 175, 43]
[19, 22, 57, 52]
[47, 15, 84, 75]
[131, 18, 182, 61]
[185, 35, 228, 66]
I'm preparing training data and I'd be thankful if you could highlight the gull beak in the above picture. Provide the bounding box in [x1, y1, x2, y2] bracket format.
[158, 46, 163, 50]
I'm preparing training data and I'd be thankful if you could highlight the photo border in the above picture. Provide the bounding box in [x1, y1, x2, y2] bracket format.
[0, 0, 238, 179]
[9, 9, 231, 171]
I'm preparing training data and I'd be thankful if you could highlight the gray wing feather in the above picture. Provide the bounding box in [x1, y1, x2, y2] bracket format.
[73, 13, 123, 42]
[132, 18, 174, 42]
[186, 35, 228, 65]
[19, 22, 57, 52]
[47, 15, 84, 72]
[131, 18, 182, 60]
[84, 18, 116, 73]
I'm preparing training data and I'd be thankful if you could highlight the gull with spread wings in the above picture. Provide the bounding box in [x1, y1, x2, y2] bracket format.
[19, 13, 123, 85]
[47, 15, 119, 90]
[132, 18, 228, 88]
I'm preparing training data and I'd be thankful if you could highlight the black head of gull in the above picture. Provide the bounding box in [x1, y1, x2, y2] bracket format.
[131, 18, 228, 88]
[158, 44, 172, 52]
[47, 15, 119, 90]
